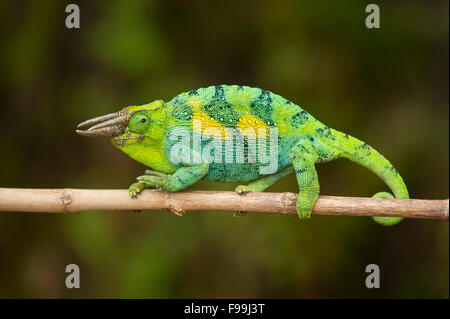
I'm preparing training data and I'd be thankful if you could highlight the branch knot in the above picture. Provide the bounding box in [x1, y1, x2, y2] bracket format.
[59, 190, 73, 214]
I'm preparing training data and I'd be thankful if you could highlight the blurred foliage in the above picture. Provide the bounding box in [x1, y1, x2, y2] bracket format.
[0, 0, 448, 298]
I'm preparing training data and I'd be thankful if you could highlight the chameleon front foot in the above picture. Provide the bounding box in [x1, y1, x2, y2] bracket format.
[129, 171, 168, 198]
[129, 182, 146, 198]
[136, 172, 167, 188]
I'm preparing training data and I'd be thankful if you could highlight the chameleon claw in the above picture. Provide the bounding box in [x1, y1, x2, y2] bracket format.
[129, 182, 146, 198]
[296, 208, 313, 219]
[233, 210, 247, 217]
[129, 191, 138, 198]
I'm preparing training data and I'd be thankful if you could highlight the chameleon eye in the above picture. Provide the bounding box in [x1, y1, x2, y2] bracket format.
[129, 112, 150, 134]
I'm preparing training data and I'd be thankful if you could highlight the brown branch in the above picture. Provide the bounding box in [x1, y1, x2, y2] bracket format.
[0, 188, 447, 221]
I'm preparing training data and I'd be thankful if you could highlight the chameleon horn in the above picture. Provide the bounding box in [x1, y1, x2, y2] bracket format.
[76, 125, 124, 137]
[76, 111, 129, 137]
[87, 115, 129, 131]
[77, 112, 119, 128]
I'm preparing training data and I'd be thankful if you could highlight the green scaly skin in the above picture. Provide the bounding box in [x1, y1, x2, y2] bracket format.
[78, 85, 409, 226]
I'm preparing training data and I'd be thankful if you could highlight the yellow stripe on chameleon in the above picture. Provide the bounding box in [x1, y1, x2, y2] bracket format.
[237, 115, 270, 136]
[188, 96, 230, 140]
[193, 110, 229, 140]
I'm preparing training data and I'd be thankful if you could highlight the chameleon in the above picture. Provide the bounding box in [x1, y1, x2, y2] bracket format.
[76, 85, 408, 226]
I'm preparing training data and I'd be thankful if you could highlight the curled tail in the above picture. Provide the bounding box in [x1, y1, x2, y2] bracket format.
[331, 129, 409, 226]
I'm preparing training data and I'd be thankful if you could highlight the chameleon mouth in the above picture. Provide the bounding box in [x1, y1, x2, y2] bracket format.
[112, 135, 148, 147]
[76, 111, 128, 137]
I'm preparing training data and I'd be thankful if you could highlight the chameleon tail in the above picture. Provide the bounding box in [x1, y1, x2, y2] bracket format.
[331, 129, 409, 226]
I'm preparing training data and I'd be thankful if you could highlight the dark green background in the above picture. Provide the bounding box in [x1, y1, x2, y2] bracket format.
[0, 0, 448, 298]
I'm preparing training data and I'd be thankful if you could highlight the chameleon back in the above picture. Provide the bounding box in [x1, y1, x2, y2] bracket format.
[164, 85, 316, 182]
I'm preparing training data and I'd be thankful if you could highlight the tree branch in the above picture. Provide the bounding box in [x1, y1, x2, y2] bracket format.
[0, 188, 447, 220]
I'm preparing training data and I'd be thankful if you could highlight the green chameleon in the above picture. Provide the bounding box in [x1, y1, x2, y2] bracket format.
[76, 85, 408, 226]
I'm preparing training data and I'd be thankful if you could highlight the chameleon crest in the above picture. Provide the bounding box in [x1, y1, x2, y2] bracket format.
[77, 85, 409, 226]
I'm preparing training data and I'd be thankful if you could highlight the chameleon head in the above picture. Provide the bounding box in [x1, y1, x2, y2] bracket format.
[76, 100, 165, 149]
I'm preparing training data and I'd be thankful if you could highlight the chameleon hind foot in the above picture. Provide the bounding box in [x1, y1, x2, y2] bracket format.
[233, 186, 252, 216]
[234, 183, 271, 195]
[290, 141, 321, 220]
[295, 187, 320, 219]
[233, 166, 296, 218]
[296, 208, 313, 219]
[235, 185, 251, 195]
[234, 184, 262, 216]
[235, 165, 296, 195]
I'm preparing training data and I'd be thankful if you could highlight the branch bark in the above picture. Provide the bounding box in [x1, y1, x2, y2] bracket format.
[0, 188, 447, 220]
